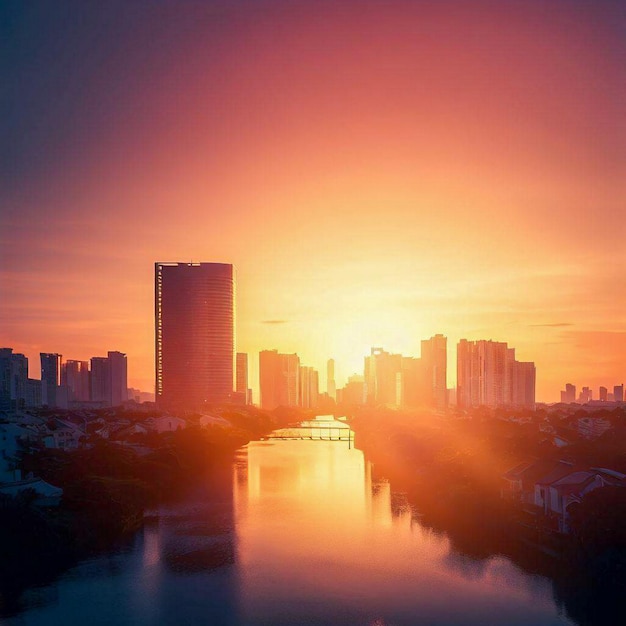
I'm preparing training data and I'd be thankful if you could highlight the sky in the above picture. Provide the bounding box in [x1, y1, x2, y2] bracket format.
[1, 0, 625, 402]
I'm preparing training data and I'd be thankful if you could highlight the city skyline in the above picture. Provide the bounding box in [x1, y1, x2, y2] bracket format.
[1, 1, 625, 402]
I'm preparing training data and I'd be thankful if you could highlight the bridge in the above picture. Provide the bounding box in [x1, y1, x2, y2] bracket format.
[262, 418, 354, 447]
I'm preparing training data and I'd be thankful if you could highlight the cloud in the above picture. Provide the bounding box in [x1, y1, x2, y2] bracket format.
[261, 320, 288, 325]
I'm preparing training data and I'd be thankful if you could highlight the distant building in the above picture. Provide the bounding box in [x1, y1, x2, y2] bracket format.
[421, 334, 448, 410]
[0, 348, 28, 413]
[236, 352, 249, 404]
[299, 365, 319, 409]
[578, 386, 592, 404]
[259, 350, 300, 410]
[61, 360, 90, 402]
[108, 351, 128, 407]
[560, 383, 576, 404]
[155, 262, 235, 410]
[337, 374, 365, 406]
[40, 353, 62, 408]
[364, 348, 403, 407]
[614, 384, 624, 403]
[25, 378, 42, 408]
[457, 339, 535, 409]
[90, 357, 109, 403]
[599, 386, 608, 402]
[327, 359, 336, 400]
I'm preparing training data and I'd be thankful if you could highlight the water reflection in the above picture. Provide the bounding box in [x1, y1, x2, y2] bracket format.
[6, 429, 575, 625]
[234, 436, 573, 626]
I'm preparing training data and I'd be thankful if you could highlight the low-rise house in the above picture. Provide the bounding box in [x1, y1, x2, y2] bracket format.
[0, 423, 29, 482]
[541, 468, 625, 533]
[0, 477, 63, 506]
[145, 415, 187, 433]
[576, 417, 612, 440]
[41, 418, 83, 450]
[502, 458, 575, 507]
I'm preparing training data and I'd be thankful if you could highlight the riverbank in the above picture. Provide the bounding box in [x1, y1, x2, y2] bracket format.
[349, 408, 626, 625]
[0, 407, 292, 617]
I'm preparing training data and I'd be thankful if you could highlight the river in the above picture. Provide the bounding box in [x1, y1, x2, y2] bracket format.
[4, 426, 575, 625]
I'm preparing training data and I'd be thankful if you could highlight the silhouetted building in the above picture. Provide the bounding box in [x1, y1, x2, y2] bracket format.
[578, 386, 592, 404]
[421, 334, 448, 410]
[40, 353, 62, 408]
[327, 359, 336, 400]
[61, 360, 90, 402]
[90, 357, 110, 404]
[259, 350, 300, 410]
[364, 348, 403, 407]
[108, 351, 128, 407]
[560, 383, 576, 403]
[457, 339, 534, 409]
[338, 374, 366, 406]
[235, 352, 250, 404]
[614, 384, 624, 403]
[0, 348, 12, 413]
[155, 262, 235, 410]
[0, 348, 28, 413]
[599, 386, 608, 402]
[25, 378, 42, 408]
[299, 365, 319, 409]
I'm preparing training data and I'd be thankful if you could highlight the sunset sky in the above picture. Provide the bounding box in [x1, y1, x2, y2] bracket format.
[1, 0, 625, 402]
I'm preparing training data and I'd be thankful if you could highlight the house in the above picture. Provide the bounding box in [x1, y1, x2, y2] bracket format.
[576, 417, 612, 440]
[145, 415, 188, 433]
[0, 423, 30, 482]
[541, 468, 625, 533]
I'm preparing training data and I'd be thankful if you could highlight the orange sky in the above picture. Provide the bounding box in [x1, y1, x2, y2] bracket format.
[1, 1, 625, 402]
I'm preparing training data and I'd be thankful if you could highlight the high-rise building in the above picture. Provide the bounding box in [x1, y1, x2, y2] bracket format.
[299, 365, 319, 409]
[457, 339, 534, 409]
[40, 353, 62, 408]
[560, 383, 576, 403]
[155, 262, 235, 410]
[61, 360, 90, 402]
[0, 349, 28, 413]
[614, 385, 624, 403]
[327, 359, 336, 400]
[259, 350, 300, 410]
[421, 334, 448, 410]
[90, 356, 110, 404]
[108, 351, 128, 407]
[579, 386, 592, 404]
[0, 348, 13, 413]
[599, 386, 608, 402]
[236, 352, 248, 394]
[364, 348, 403, 407]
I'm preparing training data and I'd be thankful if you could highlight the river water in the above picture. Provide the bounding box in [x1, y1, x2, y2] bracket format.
[4, 431, 575, 626]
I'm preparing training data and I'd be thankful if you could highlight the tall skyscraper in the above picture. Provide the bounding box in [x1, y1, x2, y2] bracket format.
[155, 262, 235, 410]
[40, 353, 62, 408]
[61, 360, 90, 402]
[236, 352, 250, 404]
[327, 359, 336, 400]
[364, 348, 403, 407]
[421, 334, 448, 410]
[457, 339, 534, 409]
[259, 350, 300, 410]
[108, 351, 128, 407]
[299, 365, 319, 409]
[560, 383, 576, 404]
[614, 385, 624, 403]
[90, 356, 110, 404]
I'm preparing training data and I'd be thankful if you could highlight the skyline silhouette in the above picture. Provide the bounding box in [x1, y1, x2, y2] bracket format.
[1, 1, 624, 401]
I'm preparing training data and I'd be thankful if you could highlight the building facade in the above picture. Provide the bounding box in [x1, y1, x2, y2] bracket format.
[155, 262, 235, 410]
[259, 350, 300, 410]
[40, 353, 62, 408]
[457, 339, 535, 410]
